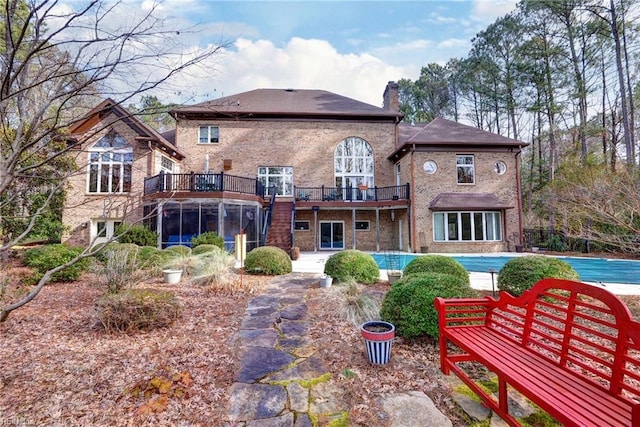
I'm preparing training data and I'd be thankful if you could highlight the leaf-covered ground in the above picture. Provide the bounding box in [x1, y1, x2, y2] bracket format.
[2, 271, 639, 426]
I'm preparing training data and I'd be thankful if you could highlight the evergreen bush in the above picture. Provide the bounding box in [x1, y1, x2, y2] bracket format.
[191, 232, 225, 250]
[164, 245, 192, 257]
[137, 246, 171, 272]
[402, 255, 469, 285]
[323, 249, 379, 284]
[497, 255, 579, 297]
[114, 224, 157, 247]
[244, 246, 292, 275]
[380, 272, 478, 340]
[23, 244, 88, 283]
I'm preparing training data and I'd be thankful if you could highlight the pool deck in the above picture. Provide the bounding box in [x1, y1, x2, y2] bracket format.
[290, 251, 640, 296]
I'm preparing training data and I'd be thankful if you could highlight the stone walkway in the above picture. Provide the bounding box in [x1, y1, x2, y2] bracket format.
[226, 273, 455, 426]
[228, 273, 348, 426]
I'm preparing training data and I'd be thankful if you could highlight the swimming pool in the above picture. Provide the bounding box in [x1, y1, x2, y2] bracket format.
[371, 253, 640, 285]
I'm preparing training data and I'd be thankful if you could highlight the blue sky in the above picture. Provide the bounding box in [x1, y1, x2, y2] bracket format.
[141, 0, 518, 105]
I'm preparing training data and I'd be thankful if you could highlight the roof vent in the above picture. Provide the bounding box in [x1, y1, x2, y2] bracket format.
[285, 88, 294, 92]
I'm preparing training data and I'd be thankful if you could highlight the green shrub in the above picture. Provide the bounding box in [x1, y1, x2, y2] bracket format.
[497, 255, 579, 297]
[164, 245, 192, 257]
[115, 224, 158, 247]
[191, 232, 225, 250]
[23, 244, 88, 283]
[403, 255, 469, 285]
[137, 246, 172, 272]
[94, 288, 182, 332]
[380, 272, 478, 340]
[192, 244, 222, 256]
[323, 250, 379, 284]
[244, 246, 292, 275]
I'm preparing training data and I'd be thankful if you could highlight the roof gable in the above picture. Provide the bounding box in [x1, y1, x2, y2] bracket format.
[69, 98, 185, 159]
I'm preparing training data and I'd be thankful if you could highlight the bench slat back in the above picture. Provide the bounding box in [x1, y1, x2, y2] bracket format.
[486, 278, 640, 402]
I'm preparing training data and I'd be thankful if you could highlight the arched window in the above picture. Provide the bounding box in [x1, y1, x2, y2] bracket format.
[87, 130, 133, 193]
[334, 137, 374, 193]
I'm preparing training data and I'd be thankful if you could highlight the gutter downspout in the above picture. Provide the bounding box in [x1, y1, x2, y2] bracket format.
[410, 143, 416, 252]
[515, 149, 524, 248]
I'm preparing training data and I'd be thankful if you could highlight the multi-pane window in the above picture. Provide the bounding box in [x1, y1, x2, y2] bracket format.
[199, 126, 219, 143]
[88, 131, 133, 193]
[160, 156, 174, 173]
[456, 155, 475, 184]
[334, 136, 374, 189]
[258, 166, 293, 196]
[433, 211, 502, 242]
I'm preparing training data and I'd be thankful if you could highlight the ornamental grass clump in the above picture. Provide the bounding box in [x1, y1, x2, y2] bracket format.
[190, 248, 237, 290]
[94, 288, 182, 333]
[91, 245, 145, 293]
[402, 255, 469, 285]
[497, 255, 579, 297]
[380, 272, 478, 340]
[334, 278, 381, 327]
[244, 246, 292, 275]
[323, 250, 379, 284]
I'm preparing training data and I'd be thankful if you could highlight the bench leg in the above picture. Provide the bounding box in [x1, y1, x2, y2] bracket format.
[498, 377, 508, 414]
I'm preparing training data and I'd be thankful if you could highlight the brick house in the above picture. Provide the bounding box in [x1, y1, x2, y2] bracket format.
[62, 82, 527, 254]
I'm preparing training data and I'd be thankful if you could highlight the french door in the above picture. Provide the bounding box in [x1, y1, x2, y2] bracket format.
[320, 221, 344, 250]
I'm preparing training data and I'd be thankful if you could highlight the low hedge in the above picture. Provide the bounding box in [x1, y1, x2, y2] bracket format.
[380, 272, 478, 340]
[497, 255, 579, 297]
[402, 255, 469, 285]
[323, 250, 379, 284]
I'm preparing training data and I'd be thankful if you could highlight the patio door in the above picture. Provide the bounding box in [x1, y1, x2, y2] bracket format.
[320, 221, 344, 250]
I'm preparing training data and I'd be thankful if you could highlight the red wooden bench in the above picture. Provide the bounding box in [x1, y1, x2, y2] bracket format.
[434, 278, 640, 427]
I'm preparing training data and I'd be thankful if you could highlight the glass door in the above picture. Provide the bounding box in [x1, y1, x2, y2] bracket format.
[320, 221, 344, 250]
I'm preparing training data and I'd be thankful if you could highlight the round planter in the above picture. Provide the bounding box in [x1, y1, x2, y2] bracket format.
[360, 321, 395, 365]
[162, 269, 183, 284]
[320, 275, 333, 288]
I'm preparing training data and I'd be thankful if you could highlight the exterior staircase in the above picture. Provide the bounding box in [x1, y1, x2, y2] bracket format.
[266, 201, 293, 253]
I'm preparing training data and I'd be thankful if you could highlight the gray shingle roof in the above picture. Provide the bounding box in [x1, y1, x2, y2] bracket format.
[398, 117, 527, 148]
[172, 88, 400, 119]
[429, 192, 513, 210]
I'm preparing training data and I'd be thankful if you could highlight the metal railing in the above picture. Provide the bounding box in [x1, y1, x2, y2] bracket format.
[144, 172, 266, 197]
[293, 183, 410, 202]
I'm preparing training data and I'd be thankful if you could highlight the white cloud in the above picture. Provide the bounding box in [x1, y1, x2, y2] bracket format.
[472, 0, 518, 21]
[176, 37, 409, 106]
[438, 38, 470, 49]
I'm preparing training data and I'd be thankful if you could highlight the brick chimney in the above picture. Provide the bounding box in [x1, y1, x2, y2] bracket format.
[383, 81, 399, 111]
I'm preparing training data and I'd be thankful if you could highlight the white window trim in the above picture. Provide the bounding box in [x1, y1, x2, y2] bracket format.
[334, 136, 375, 189]
[258, 166, 293, 197]
[456, 154, 475, 185]
[199, 125, 219, 144]
[355, 220, 370, 231]
[433, 211, 502, 242]
[87, 139, 133, 194]
[294, 220, 310, 231]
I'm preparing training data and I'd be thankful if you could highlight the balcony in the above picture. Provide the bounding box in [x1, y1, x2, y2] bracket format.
[143, 173, 410, 205]
[144, 172, 265, 197]
[293, 184, 410, 204]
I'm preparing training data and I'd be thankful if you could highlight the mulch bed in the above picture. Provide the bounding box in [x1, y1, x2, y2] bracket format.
[1, 271, 639, 426]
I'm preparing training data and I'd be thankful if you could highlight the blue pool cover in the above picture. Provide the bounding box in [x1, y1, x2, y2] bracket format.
[371, 253, 640, 285]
